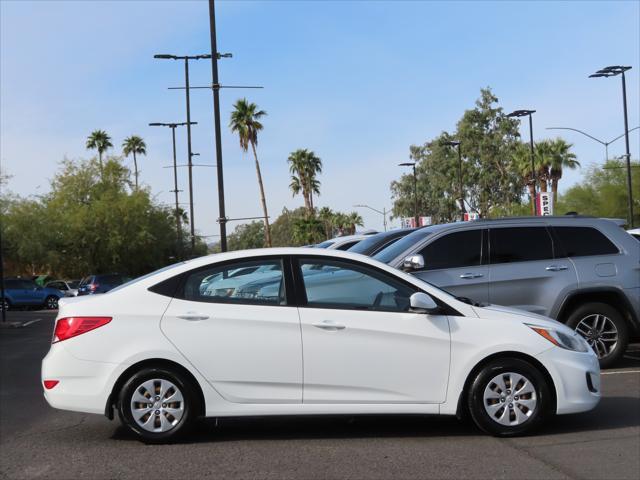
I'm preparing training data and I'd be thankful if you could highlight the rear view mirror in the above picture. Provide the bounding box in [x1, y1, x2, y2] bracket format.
[409, 292, 439, 314]
[402, 254, 425, 271]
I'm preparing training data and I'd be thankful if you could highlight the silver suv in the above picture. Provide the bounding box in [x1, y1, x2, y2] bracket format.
[374, 216, 640, 367]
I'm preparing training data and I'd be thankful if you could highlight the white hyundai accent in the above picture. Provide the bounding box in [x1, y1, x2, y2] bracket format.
[42, 248, 600, 442]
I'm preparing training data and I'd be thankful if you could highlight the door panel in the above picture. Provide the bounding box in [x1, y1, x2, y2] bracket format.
[160, 258, 302, 404]
[414, 266, 489, 304]
[299, 308, 450, 403]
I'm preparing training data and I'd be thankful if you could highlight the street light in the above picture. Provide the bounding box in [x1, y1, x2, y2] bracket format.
[443, 140, 466, 215]
[589, 65, 635, 227]
[354, 204, 389, 232]
[398, 162, 419, 226]
[154, 53, 211, 252]
[507, 109, 537, 215]
[149, 121, 197, 256]
[546, 126, 640, 161]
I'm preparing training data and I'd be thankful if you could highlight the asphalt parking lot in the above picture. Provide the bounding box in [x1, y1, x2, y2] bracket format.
[1, 310, 638, 480]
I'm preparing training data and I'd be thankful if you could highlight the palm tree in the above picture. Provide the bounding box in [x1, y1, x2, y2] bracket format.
[346, 212, 364, 235]
[534, 139, 555, 193]
[318, 207, 334, 238]
[86, 130, 113, 175]
[122, 135, 147, 190]
[288, 149, 322, 216]
[512, 143, 537, 215]
[229, 99, 272, 247]
[548, 138, 579, 203]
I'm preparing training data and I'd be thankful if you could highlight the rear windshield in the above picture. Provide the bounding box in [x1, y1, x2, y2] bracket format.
[373, 229, 433, 264]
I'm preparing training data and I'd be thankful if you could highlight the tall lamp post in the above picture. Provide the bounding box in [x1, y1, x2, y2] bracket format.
[353, 204, 389, 232]
[398, 162, 419, 226]
[149, 121, 197, 256]
[443, 140, 466, 215]
[546, 126, 640, 161]
[590, 65, 635, 227]
[154, 53, 211, 252]
[507, 109, 537, 215]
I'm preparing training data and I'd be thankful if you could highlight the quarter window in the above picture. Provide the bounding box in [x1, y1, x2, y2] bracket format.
[182, 259, 285, 305]
[490, 227, 553, 264]
[418, 229, 483, 270]
[298, 258, 416, 312]
[553, 227, 619, 257]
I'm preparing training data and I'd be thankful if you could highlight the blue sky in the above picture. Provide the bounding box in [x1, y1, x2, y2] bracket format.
[1, 0, 639, 237]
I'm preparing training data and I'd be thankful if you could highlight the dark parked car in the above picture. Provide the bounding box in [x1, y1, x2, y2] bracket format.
[347, 228, 418, 256]
[77, 274, 130, 296]
[1, 278, 62, 310]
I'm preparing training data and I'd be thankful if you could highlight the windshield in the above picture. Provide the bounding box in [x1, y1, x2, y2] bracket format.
[314, 240, 335, 249]
[373, 229, 433, 264]
[348, 230, 411, 255]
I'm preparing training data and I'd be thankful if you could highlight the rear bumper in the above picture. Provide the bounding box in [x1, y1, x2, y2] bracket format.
[536, 347, 601, 415]
[41, 344, 118, 415]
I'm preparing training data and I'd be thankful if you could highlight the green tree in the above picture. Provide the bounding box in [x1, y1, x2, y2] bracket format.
[288, 149, 322, 216]
[292, 216, 325, 245]
[122, 135, 147, 190]
[317, 207, 335, 238]
[85, 130, 113, 175]
[229, 98, 272, 247]
[547, 138, 579, 203]
[227, 221, 265, 251]
[512, 142, 536, 215]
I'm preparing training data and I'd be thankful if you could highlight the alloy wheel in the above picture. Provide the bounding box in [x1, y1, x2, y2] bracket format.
[130, 379, 185, 433]
[574, 314, 617, 359]
[46, 296, 58, 310]
[483, 372, 537, 426]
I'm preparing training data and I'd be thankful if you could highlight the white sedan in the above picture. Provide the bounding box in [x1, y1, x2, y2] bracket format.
[42, 248, 600, 442]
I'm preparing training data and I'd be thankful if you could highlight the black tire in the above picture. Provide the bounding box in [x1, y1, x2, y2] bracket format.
[1, 298, 9, 311]
[44, 295, 59, 310]
[565, 302, 628, 369]
[117, 367, 198, 443]
[467, 358, 551, 437]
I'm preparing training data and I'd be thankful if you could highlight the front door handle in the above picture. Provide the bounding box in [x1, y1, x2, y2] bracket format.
[312, 320, 346, 331]
[177, 313, 210, 321]
[545, 265, 568, 272]
[460, 273, 484, 279]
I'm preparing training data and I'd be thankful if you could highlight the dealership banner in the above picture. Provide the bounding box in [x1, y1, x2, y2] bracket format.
[401, 216, 432, 228]
[536, 192, 554, 216]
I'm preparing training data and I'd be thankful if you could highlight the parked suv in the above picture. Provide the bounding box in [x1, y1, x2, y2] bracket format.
[374, 216, 640, 367]
[77, 274, 129, 296]
[1, 278, 62, 310]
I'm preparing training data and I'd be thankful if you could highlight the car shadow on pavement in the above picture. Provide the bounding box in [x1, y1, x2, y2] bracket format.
[110, 395, 640, 444]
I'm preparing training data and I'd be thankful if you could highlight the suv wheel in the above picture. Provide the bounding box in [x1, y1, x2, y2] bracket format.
[467, 358, 551, 436]
[566, 302, 628, 368]
[118, 367, 197, 443]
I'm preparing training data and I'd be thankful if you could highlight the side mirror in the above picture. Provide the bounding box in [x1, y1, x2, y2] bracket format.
[409, 292, 439, 314]
[402, 254, 425, 271]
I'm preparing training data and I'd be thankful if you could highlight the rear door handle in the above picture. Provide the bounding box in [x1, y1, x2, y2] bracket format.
[545, 265, 568, 272]
[460, 273, 483, 279]
[312, 320, 346, 331]
[177, 313, 210, 321]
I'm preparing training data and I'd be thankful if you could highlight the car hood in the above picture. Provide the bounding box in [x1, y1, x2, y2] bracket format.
[472, 304, 573, 334]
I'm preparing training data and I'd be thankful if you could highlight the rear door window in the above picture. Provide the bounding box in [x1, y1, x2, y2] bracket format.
[489, 227, 554, 264]
[553, 227, 619, 257]
[418, 229, 483, 270]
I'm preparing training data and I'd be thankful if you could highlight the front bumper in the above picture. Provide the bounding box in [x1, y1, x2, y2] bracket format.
[536, 347, 601, 415]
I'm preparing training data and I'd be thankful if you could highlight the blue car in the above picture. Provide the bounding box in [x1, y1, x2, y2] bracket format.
[1, 278, 63, 310]
[77, 274, 129, 296]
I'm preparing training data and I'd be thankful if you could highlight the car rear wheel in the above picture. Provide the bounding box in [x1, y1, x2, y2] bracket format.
[467, 358, 551, 436]
[118, 367, 197, 443]
[566, 302, 628, 369]
[44, 295, 58, 310]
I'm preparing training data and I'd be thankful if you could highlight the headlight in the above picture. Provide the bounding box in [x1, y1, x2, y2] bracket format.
[527, 325, 590, 352]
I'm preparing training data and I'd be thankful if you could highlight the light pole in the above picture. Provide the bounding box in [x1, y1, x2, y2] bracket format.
[149, 121, 197, 257]
[398, 162, 418, 226]
[507, 109, 537, 215]
[546, 126, 640, 162]
[154, 53, 211, 252]
[443, 140, 466, 215]
[354, 204, 389, 231]
[590, 65, 635, 227]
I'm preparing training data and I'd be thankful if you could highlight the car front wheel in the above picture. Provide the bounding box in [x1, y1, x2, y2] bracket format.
[467, 358, 551, 436]
[44, 295, 59, 310]
[566, 302, 628, 369]
[118, 367, 197, 443]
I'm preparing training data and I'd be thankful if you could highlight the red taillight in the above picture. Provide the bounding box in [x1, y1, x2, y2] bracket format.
[88, 283, 98, 291]
[44, 380, 59, 389]
[53, 317, 112, 343]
